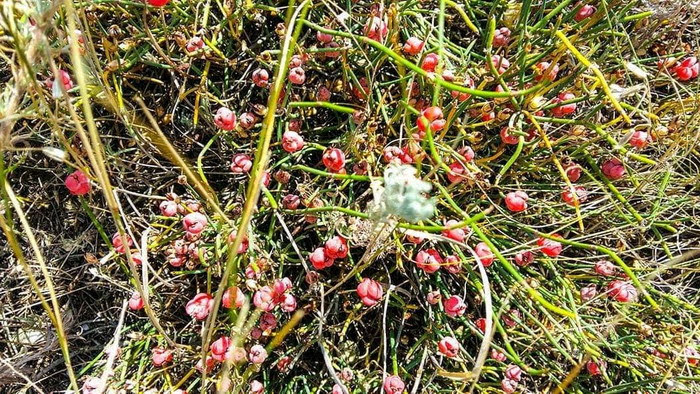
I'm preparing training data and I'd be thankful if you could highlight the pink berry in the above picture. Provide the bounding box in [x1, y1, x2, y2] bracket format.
[442, 219, 467, 242]
[601, 157, 625, 180]
[451, 76, 475, 101]
[505, 191, 529, 212]
[438, 336, 460, 358]
[322, 148, 346, 172]
[214, 107, 236, 130]
[183, 212, 207, 235]
[309, 247, 334, 270]
[282, 131, 305, 153]
[239, 112, 257, 130]
[446, 162, 467, 184]
[383, 375, 405, 394]
[289, 54, 305, 68]
[46, 69, 74, 93]
[324, 41, 341, 59]
[501, 378, 518, 393]
[112, 232, 133, 254]
[580, 284, 597, 301]
[565, 162, 582, 182]
[443, 295, 466, 318]
[316, 30, 333, 43]
[574, 4, 596, 22]
[551, 92, 577, 117]
[607, 280, 638, 302]
[475, 242, 495, 267]
[673, 56, 699, 81]
[502, 309, 521, 328]
[186, 36, 204, 52]
[491, 349, 507, 362]
[324, 236, 349, 259]
[415, 248, 443, 274]
[228, 231, 249, 254]
[415, 106, 445, 138]
[128, 291, 144, 310]
[289, 67, 306, 84]
[500, 127, 519, 145]
[147, 0, 170, 6]
[595, 260, 617, 276]
[280, 293, 297, 312]
[537, 235, 563, 257]
[230, 153, 253, 174]
[365, 17, 388, 41]
[356, 277, 383, 306]
[684, 347, 699, 366]
[253, 286, 276, 311]
[402, 37, 424, 55]
[222, 286, 245, 309]
[628, 130, 650, 149]
[317, 85, 332, 101]
[250, 380, 264, 394]
[185, 293, 214, 320]
[514, 250, 535, 267]
[259, 312, 277, 331]
[475, 317, 487, 332]
[489, 55, 510, 74]
[421, 53, 439, 72]
[65, 170, 91, 196]
[444, 255, 461, 274]
[151, 347, 173, 366]
[426, 290, 441, 304]
[561, 186, 588, 207]
[159, 200, 178, 216]
[252, 68, 269, 88]
[492, 27, 511, 47]
[505, 364, 523, 381]
[534, 61, 559, 82]
[281, 194, 301, 210]
[210, 337, 231, 362]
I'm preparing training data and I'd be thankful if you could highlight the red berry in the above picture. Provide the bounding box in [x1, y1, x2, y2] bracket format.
[356, 278, 383, 306]
[403, 37, 425, 56]
[673, 57, 699, 81]
[551, 92, 577, 117]
[64, 170, 91, 195]
[574, 4, 596, 22]
[504, 191, 528, 212]
[289, 67, 306, 84]
[415, 248, 443, 274]
[322, 148, 346, 172]
[492, 27, 511, 47]
[421, 53, 439, 72]
[537, 235, 563, 257]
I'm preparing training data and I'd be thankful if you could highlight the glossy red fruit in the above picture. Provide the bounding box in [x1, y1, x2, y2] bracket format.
[438, 336, 460, 358]
[65, 170, 91, 195]
[673, 57, 699, 81]
[537, 235, 563, 257]
[602, 158, 625, 180]
[574, 4, 596, 21]
[356, 277, 383, 306]
[504, 191, 528, 212]
[421, 53, 439, 72]
[474, 242, 495, 267]
[551, 92, 577, 117]
[322, 148, 346, 172]
[561, 185, 588, 206]
[415, 249, 443, 274]
[403, 37, 424, 55]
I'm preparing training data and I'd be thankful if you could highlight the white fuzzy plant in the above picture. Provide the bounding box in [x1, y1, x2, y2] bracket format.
[370, 165, 435, 223]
